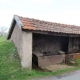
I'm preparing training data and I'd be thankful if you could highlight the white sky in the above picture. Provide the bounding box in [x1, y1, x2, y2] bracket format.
[0, 0, 80, 29]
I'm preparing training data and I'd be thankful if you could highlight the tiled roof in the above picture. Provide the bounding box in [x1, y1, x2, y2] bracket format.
[18, 16, 80, 34]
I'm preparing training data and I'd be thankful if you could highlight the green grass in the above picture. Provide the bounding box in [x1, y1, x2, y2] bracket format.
[0, 36, 6, 42]
[0, 36, 80, 80]
[74, 59, 80, 65]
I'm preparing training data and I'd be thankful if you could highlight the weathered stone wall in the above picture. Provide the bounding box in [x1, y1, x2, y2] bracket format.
[21, 31, 32, 69]
[38, 55, 65, 66]
[10, 23, 32, 69]
[68, 37, 80, 53]
[33, 33, 80, 54]
[11, 23, 22, 58]
[33, 33, 62, 54]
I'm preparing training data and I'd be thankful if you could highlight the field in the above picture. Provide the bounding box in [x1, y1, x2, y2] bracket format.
[0, 36, 6, 42]
[0, 36, 80, 80]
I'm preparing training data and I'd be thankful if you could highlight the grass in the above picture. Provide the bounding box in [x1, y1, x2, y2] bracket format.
[0, 36, 80, 80]
[0, 36, 6, 42]
[74, 59, 80, 65]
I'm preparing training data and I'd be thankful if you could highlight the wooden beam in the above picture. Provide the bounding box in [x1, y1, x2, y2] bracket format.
[22, 29, 80, 37]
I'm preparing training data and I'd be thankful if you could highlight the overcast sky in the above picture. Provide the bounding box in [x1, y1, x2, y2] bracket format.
[0, 0, 80, 29]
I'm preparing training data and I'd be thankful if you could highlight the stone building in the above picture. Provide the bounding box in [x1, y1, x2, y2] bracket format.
[7, 15, 80, 69]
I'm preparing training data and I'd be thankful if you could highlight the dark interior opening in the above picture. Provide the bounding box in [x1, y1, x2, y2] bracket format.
[32, 54, 38, 67]
[32, 33, 70, 67]
[61, 37, 69, 53]
[78, 44, 80, 52]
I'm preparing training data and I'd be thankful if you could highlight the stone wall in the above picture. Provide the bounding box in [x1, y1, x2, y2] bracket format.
[38, 55, 65, 67]
[68, 37, 80, 53]
[10, 23, 32, 69]
[21, 31, 32, 69]
[33, 33, 62, 54]
[11, 23, 22, 58]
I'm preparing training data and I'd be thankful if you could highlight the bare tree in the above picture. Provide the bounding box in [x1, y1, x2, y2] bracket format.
[0, 26, 8, 36]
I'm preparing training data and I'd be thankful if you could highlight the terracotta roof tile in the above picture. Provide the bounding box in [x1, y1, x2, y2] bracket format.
[18, 16, 80, 34]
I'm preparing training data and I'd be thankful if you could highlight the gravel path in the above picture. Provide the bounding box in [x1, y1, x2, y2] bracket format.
[32, 70, 80, 80]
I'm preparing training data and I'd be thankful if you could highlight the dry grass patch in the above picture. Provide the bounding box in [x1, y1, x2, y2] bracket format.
[41, 64, 74, 72]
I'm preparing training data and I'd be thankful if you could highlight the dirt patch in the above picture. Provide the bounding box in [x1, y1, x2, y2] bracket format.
[41, 64, 74, 72]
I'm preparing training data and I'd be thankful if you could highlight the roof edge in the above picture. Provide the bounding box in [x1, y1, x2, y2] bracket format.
[14, 15, 24, 29]
[7, 15, 23, 39]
